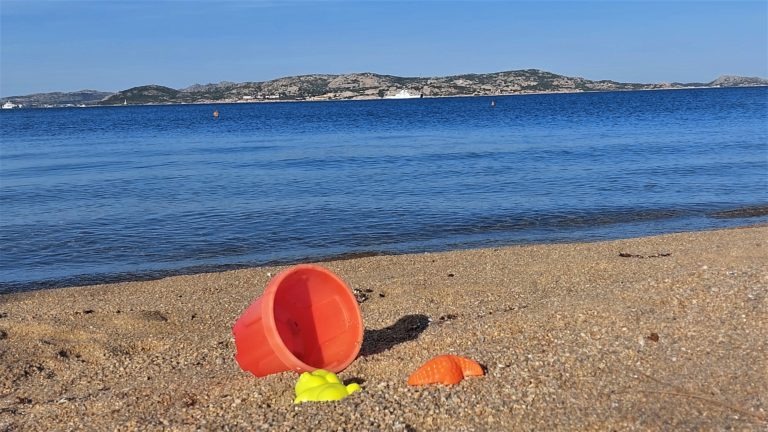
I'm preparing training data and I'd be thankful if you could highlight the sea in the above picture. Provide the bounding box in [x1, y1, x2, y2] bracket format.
[1, 87, 767, 293]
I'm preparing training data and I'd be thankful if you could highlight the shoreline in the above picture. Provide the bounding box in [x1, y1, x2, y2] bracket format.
[3, 216, 767, 295]
[1, 225, 766, 430]
[3, 84, 766, 110]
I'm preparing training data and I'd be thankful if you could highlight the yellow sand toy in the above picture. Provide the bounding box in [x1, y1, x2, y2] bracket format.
[294, 369, 361, 403]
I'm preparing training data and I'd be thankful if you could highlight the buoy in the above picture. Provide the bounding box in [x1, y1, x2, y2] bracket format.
[213, 110, 219, 118]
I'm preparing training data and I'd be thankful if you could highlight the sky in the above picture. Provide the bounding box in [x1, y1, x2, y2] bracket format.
[0, 0, 766, 97]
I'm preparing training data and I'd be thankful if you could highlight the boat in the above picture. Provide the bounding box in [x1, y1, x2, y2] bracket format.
[385, 89, 420, 99]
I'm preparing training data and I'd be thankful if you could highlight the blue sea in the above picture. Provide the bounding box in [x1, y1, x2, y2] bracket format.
[1, 87, 767, 293]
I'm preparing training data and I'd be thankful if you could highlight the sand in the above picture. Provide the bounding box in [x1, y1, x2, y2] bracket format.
[1, 226, 766, 431]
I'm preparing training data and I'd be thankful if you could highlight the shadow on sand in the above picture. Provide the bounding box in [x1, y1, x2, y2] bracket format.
[360, 314, 430, 356]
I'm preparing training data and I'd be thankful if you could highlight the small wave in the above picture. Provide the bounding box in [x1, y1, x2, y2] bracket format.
[0, 263, 251, 295]
[709, 205, 768, 219]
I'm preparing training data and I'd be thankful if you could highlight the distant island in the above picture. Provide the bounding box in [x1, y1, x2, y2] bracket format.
[2, 69, 766, 109]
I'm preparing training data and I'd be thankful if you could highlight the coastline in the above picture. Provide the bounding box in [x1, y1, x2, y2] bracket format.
[3, 84, 766, 110]
[3, 210, 767, 294]
[1, 225, 766, 430]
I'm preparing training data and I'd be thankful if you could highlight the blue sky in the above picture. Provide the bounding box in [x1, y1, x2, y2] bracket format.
[1, 0, 766, 96]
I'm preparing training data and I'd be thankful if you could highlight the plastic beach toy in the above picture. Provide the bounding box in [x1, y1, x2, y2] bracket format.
[407, 354, 484, 386]
[233, 264, 364, 377]
[294, 369, 361, 403]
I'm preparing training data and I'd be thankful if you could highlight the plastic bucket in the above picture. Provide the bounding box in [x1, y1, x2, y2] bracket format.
[233, 264, 364, 377]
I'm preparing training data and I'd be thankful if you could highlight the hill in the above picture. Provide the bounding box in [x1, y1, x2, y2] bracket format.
[99, 85, 179, 105]
[708, 75, 768, 87]
[0, 90, 113, 108]
[2, 70, 766, 108]
[101, 69, 678, 105]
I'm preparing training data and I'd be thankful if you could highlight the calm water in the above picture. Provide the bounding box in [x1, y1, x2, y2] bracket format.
[1, 88, 767, 292]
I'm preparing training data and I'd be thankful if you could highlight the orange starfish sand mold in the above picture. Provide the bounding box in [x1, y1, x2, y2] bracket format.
[407, 354, 484, 386]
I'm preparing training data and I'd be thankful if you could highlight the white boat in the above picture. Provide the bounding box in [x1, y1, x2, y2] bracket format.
[385, 89, 420, 99]
[2, 101, 18, 109]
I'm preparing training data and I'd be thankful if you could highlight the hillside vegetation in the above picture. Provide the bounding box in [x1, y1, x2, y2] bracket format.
[2, 70, 766, 108]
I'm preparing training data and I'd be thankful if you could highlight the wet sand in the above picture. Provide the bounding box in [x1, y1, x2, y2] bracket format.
[1, 226, 766, 430]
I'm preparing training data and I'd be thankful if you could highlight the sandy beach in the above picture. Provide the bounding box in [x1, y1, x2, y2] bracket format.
[1, 226, 766, 430]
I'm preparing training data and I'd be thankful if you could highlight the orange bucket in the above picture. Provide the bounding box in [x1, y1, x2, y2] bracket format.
[233, 264, 364, 377]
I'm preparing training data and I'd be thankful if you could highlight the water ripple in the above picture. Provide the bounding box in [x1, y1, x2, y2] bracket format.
[1, 87, 767, 290]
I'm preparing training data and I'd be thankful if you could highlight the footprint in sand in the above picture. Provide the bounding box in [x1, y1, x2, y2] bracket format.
[15, 309, 173, 365]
